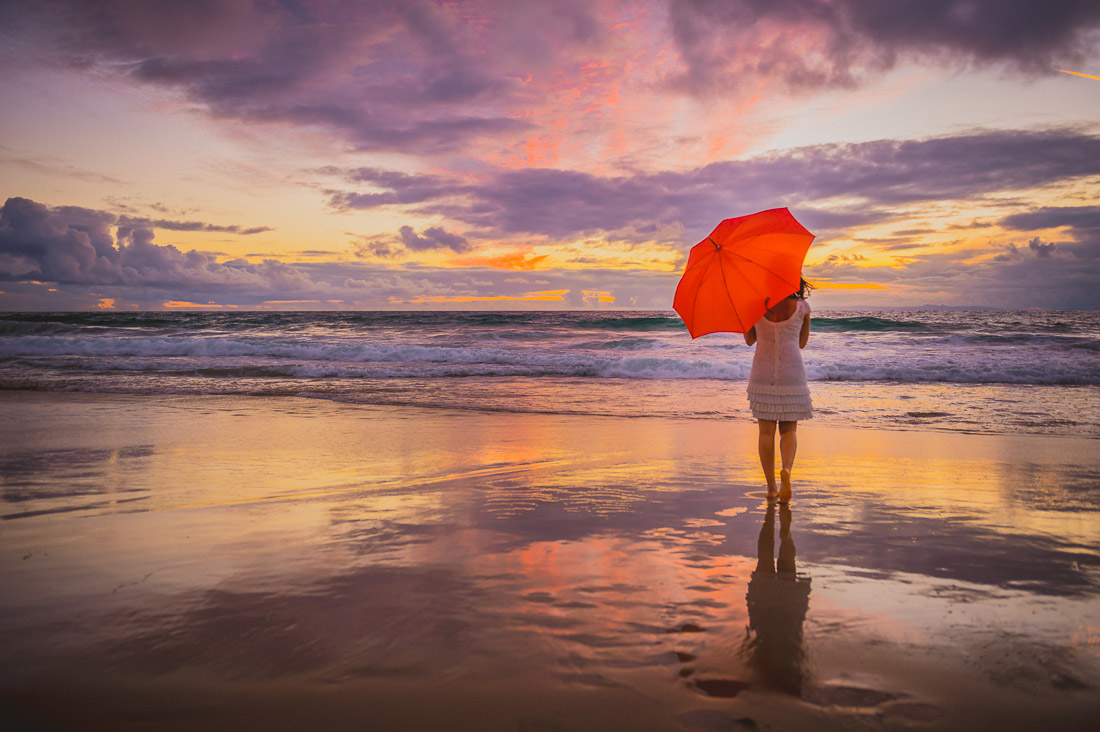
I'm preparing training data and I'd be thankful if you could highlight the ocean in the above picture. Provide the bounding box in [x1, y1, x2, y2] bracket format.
[2, 309, 1099, 437]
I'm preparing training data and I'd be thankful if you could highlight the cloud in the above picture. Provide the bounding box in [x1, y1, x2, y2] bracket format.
[0, 197, 299, 290]
[399, 225, 470, 253]
[1, 195, 683, 309]
[117, 215, 272, 236]
[0, 197, 278, 291]
[805, 242, 1100, 309]
[7, 0, 1096, 176]
[351, 225, 471, 260]
[1000, 205, 1100, 259]
[1027, 236, 1055, 257]
[7, 192, 1100, 310]
[325, 128, 1100, 243]
[322, 167, 458, 209]
[665, 0, 1100, 93]
[0, 0, 616, 154]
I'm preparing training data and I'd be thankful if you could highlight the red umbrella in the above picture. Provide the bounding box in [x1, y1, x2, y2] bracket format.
[673, 208, 814, 338]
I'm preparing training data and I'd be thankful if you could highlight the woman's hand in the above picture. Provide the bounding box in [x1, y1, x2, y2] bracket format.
[745, 326, 757, 346]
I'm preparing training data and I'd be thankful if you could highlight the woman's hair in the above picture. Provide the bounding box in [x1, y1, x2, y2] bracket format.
[786, 278, 814, 300]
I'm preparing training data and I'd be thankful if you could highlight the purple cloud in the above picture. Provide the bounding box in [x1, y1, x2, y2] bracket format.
[1001, 206, 1100, 259]
[666, 0, 1100, 92]
[399, 225, 470, 253]
[6, 194, 1100, 310]
[117, 215, 272, 236]
[323, 167, 458, 209]
[1027, 237, 1056, 257]
[0, 195, 686, 309]
[0, 0, 617, 153]
[325, 128, 1100, 242]
[1, 197, 293, 290]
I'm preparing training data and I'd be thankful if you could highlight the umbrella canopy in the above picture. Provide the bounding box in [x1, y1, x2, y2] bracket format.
[673, 208, 814, 338]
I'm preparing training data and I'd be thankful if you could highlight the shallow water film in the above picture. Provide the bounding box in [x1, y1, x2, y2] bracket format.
[2, 393, 1098, 731]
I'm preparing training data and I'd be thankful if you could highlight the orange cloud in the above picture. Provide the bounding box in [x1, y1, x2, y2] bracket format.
[162, 300, 227, 308]
[96, 298, 116, 309]
[449, 251, 550, 270]
[395, 291, 566, 304]
[812, 282, 888, 290]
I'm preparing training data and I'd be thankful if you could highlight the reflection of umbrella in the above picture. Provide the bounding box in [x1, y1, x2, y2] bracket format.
[673, 208, 814, 338]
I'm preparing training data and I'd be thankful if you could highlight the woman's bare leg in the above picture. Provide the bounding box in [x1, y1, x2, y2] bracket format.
[778, 421, 797, 504]
[758, 419, 778, 498]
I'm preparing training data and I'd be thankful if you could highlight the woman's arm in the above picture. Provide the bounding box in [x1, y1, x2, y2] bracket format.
[799, 314, 810, 349]
[744, 326, 756, 346]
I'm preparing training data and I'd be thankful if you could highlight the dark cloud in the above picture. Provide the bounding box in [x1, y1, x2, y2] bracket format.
[351, 225, 471, 260]
[0, 199, 273, 287]
[806, 243, 1100, 309]
[992, 243, 1020, 263]
[399, 225, 470, 253]
[322, 167, 459, 210]
[3, 1, 1097, 163]
[666, 0, 1100, 93]
[1, 196, 681, 309]
[1002, 206, 1100, 232]
[6, 193, 1100, 310]
[1001, 205, 1100, 259]
[326, 128, 1100, 243]
[0, 197, 302, 291]
[355, 240, 403, 260]
[0, 0, 613, 153]
[0, 198, 117, 282]
[1028, 236, 1056, 257]
[117, 215, 272, 236]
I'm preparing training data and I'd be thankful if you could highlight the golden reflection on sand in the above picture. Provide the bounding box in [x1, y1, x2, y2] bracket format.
[3, 393, 1100, 730]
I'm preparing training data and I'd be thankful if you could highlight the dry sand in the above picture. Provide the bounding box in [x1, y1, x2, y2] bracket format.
[1, 391, 1098, 731]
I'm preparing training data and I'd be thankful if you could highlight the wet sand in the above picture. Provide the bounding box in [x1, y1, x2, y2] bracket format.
[1, 391, 1098, 731]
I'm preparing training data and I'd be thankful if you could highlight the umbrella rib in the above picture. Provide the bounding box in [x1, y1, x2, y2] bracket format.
[681, 237, 722, 278]
[726, 256, 769, 313]
[715, 252, 745, 332]
[689, 253, 718, 332]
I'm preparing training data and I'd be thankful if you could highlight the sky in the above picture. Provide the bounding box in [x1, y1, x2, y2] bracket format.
[1, 0, 1099, 311]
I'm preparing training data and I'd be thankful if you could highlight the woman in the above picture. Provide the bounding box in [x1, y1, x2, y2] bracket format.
[744, 279, 813, 504]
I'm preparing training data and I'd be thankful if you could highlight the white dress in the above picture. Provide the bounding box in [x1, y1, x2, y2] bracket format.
[747, 299, 813, 422]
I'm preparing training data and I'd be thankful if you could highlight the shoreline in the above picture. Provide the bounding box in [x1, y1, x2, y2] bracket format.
[2, 384, 1099, 441]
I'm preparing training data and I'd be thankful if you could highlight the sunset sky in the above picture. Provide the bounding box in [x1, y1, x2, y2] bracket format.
[2, 0, 1099, 310]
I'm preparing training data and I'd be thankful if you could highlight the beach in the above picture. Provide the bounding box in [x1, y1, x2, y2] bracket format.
[2, 391, 1098, 731]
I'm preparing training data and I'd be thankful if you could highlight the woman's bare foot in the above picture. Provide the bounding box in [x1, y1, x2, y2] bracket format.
[778, 469, 792, 504]
[766, 483, 778, 501]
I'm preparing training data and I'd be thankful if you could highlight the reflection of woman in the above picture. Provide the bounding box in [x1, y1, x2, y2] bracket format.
[744, 279, 813, 503]
[743, 503, 811, 695]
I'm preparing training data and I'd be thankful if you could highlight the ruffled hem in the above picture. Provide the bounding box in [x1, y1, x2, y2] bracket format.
[749, 393, 813, 421]
[748, 392, 812, 404]
[750, 405, 814, 421]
